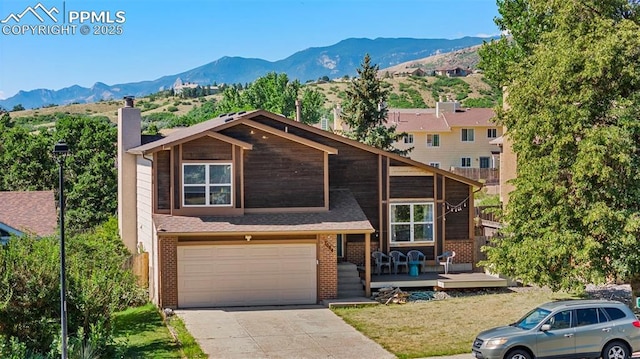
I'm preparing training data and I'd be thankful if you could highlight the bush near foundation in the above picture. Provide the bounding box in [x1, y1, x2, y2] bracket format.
[0, 217, 146, 357]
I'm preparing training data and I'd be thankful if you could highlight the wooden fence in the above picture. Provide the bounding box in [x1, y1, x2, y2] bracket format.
[474, 235, 494, 265]
[125, 252, 149, 288]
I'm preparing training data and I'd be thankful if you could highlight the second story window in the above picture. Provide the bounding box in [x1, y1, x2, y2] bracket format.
[461, 129, 474, 142]
[426, 134, 440, 147]
[183, 163, 232, 206]
[429, 162, 440, 168]
[461, 157, 471, 168]
[403, 134, 414, 144]
[487, 128, 497, 139]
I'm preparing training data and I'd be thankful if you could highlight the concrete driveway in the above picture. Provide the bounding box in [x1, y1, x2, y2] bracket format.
[176, 305, 396, 359]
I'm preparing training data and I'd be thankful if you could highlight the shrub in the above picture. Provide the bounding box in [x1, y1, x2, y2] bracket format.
[463, 97, 496, 108]
[387, 93, 413, 108]
[0, 217, 145, 355]
[167, 106, 179, 112]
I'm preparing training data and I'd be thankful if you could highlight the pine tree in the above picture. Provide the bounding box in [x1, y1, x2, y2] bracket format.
[341, 54, 409, 155]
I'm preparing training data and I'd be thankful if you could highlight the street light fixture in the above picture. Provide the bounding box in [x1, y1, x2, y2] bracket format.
[53, 140, 69, 359]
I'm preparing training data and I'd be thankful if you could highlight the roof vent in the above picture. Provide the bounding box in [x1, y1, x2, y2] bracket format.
[218, 113, 227, 117]
[237, 111, 246, 115]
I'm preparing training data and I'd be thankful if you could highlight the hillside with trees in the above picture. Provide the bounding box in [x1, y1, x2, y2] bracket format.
[5, 73, 500, 136]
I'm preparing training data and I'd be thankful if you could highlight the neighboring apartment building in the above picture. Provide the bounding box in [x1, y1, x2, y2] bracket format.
[389, 101, 499, 178]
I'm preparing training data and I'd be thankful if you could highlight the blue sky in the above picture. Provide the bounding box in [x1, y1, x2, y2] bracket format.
[0, 0, 500, 99]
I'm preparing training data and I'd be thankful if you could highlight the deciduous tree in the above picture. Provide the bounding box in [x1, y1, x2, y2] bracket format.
[0, 114, 119, 232]
[300, 87, 327, 125]
[242, 72, 300, 118]
[481, 0, 640, 297]
[54, 115, 118, 232]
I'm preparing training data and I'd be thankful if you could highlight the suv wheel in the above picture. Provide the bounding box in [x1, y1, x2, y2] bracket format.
[504, 349, 531, 359]
[602, 341, 630, 359]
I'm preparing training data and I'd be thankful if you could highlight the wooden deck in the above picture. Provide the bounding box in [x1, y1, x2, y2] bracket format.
[370, 271, 508, 290]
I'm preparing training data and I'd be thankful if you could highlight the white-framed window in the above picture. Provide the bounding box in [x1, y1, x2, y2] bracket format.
[403, 134, 414, 144]
[429, 162, 440, 168]
[487, 128, 497, 139]
[390, 202, 434, 243]
[426, 134, 440, 147]
[461, 128, 475, 142]
[183, 163, 232, 206]
[461, 157, 472, 167]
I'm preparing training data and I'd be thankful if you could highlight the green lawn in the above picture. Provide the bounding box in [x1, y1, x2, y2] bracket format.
[113, 303, 206, 358]
[332, 287, 577, 359]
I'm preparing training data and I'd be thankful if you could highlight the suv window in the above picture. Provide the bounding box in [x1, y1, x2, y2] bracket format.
[546, 310, 572, 330]
[576, 308, 599, 326]
[604, 307, 626, 321]
[597, 308, 609, 323]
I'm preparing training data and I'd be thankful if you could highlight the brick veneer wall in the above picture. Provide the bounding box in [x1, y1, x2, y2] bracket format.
[444, 239, 473, 264]
[345, 241, 379, 266]
[318, 234, 337, 300]
[159, 236, 178, 309]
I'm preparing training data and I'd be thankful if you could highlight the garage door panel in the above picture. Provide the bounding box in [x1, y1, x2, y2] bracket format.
[180, 262, 215, 275]
[181, 277, 214, 290]
[180, 247, 216, 259]
[177, 244, 317, 308]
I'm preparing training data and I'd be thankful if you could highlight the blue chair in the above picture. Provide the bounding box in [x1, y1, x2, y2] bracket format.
[372, 251, 392, 275]
[389, 250, 409, 274]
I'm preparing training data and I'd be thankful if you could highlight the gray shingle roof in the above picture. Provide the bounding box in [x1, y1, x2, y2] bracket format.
[153, 189, 374, 235]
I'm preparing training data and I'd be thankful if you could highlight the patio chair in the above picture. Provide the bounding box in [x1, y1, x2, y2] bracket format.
[372, 251, 392, 275]
[437, 251, 455, 274]
[389, 250, 409, 274]
[406, 250, 427, 273]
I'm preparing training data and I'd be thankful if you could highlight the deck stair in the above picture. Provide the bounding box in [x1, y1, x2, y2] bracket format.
[337, 262, 365, 298]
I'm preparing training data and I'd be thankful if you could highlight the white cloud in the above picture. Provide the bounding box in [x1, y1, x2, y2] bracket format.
[0, 90, 5, 100]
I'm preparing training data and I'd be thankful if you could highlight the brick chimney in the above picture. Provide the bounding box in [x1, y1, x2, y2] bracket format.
[118, 96, 141, 253]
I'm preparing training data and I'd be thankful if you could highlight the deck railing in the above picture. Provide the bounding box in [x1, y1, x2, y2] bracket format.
[450, 167, 500, 184]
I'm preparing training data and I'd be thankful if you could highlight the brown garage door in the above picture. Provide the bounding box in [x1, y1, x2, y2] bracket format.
[177, 243, 317, 308]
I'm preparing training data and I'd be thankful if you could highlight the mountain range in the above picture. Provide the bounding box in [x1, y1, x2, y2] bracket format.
[1, 36, 495, 110]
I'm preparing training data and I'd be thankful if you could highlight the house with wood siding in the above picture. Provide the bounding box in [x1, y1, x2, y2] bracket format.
[117, 100, 483, 309]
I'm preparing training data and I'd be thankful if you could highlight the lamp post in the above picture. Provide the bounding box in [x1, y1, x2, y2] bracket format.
[53, 140, 69, 359]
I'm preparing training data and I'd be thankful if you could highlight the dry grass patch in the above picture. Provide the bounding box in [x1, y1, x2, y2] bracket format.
[332, 287, 577, 359]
